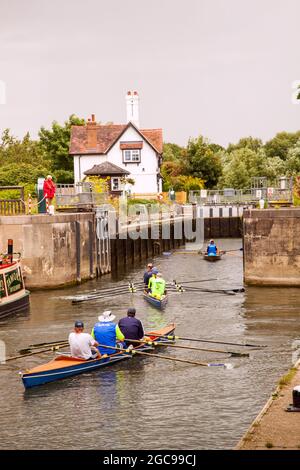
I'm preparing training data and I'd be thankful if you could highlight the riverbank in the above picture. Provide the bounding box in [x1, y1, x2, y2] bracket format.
[236, 358, 300, 450]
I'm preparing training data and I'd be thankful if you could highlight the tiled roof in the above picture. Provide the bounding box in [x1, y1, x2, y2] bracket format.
[84, 162, 130, 176]
[139, 128, 163, 154]
[69, 122, 163, 155]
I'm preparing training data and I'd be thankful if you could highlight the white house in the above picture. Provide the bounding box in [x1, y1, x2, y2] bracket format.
[69, 91, 163, 195]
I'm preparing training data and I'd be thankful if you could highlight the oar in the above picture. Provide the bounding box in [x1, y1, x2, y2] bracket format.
[28, 340, 66, 348]
[222, 248, 243, 253]
[71, 288, 139, 304]
[124, 339, 249, 357]
[172, 278, 218, 285]
[132, 349, 232, 368]
[172, 282, 245, 295]
[96, 343, 231, 368]
[177, 285, 245, 294]
[19, 341, 69, 354]
[169, 286, 236, 296]
[150, 334, 266, 348]
[5, 344, 69, 362]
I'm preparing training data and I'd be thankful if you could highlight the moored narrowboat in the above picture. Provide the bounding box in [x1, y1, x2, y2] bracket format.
[0, 250, 30, 319]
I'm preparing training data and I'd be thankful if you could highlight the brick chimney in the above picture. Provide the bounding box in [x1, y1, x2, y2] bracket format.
[87, 114, 97, 150]
[126, 91, 140, 128]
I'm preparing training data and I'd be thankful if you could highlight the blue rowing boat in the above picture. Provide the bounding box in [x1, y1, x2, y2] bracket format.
[20, 323, 175, 389]
[143, 292, 168, 310]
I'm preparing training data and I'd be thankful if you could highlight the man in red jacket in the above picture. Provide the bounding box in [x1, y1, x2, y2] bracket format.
[43, 175, 56, 212]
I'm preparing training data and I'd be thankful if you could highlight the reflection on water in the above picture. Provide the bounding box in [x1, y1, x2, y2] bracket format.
[1, 238, 300, 449]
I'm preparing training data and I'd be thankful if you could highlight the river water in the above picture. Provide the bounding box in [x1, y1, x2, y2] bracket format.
[1, 238, 300, 450]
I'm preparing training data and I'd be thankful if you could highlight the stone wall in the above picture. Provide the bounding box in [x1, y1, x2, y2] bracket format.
[0, 213, 95, 289]
[243, 208, 300, 286]
[0, 213, 243, 289]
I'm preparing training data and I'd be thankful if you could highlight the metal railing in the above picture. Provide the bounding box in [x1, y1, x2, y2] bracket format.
[56, 183, 108, 208]
[189, 187, 293, 205]
[0, 186, 25, 215]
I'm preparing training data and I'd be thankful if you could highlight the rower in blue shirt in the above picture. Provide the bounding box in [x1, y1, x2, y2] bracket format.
[118, 308, 144, 347]
[207, 239, 218, 256]
[143, 263, 153, 288]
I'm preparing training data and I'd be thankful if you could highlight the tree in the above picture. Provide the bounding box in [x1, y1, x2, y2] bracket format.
[220, 148, 268, 189]
[163, 142, 185, 162]
[227, 137, 263, 153]
[0, 163, 49, 186]
[39, 114, 85, 175]
[285, 139, 300, 176]
[163, 175, 204, 191]
[185, 136, 222, 188]
[264, 131, 300, 160]
[0, 129, 48, 167]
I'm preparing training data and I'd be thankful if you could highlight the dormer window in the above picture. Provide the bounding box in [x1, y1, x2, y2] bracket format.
[122, 149, 141, 163]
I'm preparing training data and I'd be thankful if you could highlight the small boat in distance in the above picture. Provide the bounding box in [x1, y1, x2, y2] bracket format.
[143, 292, 168, 309]
[20, 323, 176, 389]
[0, 243, 30, 319]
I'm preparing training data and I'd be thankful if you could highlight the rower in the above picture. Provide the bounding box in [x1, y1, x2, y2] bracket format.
[207, 239, 218, 256]
[91, 311, 125, 355]
[68, 321, 101, 360]
[143, 263, 153, 288]
[150, 272, 166, 300]
[118, 308, 144, 347]
[148, 267, 159, 293]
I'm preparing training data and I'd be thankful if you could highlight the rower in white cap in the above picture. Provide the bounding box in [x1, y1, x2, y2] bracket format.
[91, 311, 125, 355]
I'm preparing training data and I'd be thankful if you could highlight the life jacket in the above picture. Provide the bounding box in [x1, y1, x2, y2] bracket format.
[151, 278, 166, 297]
[207, 244, 217, 255]
[93, 321, 117, 355]
[148, 275, 156, 290]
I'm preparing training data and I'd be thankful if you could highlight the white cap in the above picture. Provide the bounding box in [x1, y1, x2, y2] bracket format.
[98, 311, 116, 322]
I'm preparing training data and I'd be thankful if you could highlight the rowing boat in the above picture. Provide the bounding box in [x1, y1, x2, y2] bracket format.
[203, 254, 223, 262]
[20, 324, 175, 389]
[143, 292, 168, 309]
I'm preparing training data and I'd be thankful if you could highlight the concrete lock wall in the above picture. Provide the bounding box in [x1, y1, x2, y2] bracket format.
[243, 208, 300, 286]
[0, 213, 95, 289]
[0, 213, 242, 289]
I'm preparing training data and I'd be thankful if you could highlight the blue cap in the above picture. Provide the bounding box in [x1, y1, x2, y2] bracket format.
[75, 320, 84, 328]
[152, 267, 159, 274]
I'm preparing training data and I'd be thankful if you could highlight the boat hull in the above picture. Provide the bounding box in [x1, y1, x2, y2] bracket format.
[0, 290, 30, 319]
[143, 293, 168, 309]
[21, 324, 175, 389]
[203, 254, 222, 261]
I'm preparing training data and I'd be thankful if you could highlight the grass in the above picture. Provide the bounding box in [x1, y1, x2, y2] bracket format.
[278, 368, 298, 389]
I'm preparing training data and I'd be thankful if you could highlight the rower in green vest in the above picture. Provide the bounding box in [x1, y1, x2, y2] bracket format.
[150, 272, 166, 300]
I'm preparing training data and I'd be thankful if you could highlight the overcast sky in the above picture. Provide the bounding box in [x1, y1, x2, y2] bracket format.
[0, 0, 300, 147]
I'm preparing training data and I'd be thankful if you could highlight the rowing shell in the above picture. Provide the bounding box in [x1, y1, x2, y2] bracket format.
[20, 324, 175, 389]
[143, 292, 168, 310]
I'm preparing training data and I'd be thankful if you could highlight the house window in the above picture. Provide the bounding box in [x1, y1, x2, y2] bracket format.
[111, 177, 121, 191]
[123, 149, 141, 163]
